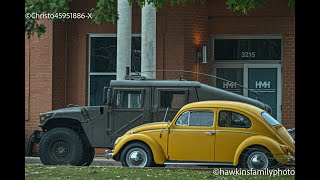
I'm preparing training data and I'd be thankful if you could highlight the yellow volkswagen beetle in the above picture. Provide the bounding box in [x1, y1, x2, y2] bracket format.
[107, 101, 295, 169]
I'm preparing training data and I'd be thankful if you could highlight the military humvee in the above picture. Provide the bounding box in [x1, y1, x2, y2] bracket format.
[29, 74, 272, 166]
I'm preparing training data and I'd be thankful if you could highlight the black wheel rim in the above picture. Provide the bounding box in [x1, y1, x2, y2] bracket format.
[50, 140, 70, 161]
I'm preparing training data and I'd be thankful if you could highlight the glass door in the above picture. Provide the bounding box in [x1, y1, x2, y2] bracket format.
[244, 64, 281, 121]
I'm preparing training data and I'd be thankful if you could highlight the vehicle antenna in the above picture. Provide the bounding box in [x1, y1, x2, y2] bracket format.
[160, 107, 169, 138]
[163, 107, 169, 122]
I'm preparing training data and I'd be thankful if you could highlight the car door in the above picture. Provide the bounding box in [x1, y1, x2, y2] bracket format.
[215, 108, 255, 163]
[168, 108, 217, 162]
[107, 88, 150, 146]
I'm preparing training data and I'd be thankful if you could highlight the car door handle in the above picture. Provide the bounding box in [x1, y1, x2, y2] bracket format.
[204, 131, 216, 135]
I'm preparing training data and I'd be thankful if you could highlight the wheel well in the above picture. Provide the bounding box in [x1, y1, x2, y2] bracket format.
[42, 118, 92, 147]
[116, 140, 152, 161]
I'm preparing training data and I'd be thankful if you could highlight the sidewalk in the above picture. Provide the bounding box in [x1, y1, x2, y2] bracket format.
[25, 156, 121, 166]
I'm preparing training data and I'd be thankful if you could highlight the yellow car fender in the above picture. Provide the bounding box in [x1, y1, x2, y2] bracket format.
[233, 135, 285, 166]
[113, 134, 166, 164]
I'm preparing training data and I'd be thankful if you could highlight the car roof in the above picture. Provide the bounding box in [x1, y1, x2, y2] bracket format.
[110, 80, 201, 87]
[182, 100, 265, 115]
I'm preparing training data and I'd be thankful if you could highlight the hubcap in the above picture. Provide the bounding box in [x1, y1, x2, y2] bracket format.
[126, 148, 147, 167]
[51, 140, 70, 161]
[247, 151, 269, 169]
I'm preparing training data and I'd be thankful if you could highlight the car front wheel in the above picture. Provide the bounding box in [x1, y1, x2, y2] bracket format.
[39, 128, 83, 166]
[120, 142, 154, 167]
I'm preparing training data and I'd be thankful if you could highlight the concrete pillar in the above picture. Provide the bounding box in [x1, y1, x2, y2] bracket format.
[141, 3, 156, 79]
[116, 0, 132, 80]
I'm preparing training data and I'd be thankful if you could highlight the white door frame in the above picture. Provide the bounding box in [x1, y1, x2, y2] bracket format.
[244, 64, 282, 122]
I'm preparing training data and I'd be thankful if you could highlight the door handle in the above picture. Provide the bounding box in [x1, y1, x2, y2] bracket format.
[204, 131, 216, 135]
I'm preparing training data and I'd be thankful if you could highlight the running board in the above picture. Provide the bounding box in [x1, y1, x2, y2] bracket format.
[164, 161, 233, 166]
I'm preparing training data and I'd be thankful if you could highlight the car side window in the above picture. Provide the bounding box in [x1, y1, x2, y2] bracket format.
[115, 90, 142, 109]
[218, 111, 251, 128]
[176, 111, 190, 126]
[176, 110, 214, 127]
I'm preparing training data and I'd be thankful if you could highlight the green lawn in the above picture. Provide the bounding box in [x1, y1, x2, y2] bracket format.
[25, 164, 294, 180]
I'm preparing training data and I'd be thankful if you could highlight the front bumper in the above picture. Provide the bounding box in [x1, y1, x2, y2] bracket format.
[105, 149, 114, 159]
[274, 154, 295, 165]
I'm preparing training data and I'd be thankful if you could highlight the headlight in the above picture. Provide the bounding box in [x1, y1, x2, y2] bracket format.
[39, 112, 54, 122]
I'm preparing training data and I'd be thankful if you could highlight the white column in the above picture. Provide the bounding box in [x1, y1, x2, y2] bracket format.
[141, 3, 156, 79]
[116, 0, 132, 80]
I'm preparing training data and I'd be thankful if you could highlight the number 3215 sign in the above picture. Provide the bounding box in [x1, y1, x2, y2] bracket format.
[241, 51, 255, 58]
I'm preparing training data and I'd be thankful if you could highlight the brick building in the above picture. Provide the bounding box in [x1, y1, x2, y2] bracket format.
[25, 0, 295, 151]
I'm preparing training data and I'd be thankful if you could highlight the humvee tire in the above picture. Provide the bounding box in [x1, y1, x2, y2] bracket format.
[39, 128, 83, 165]
[77, 146, 95, 166]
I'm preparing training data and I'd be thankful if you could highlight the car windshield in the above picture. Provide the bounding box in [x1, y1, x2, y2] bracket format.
[261, 112, 280, 126]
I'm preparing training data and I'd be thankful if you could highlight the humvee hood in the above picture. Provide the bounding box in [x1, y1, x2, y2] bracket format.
[128, 122, 168, 133]
[47, 107, 84, 114]
[42, 106, 105, 121]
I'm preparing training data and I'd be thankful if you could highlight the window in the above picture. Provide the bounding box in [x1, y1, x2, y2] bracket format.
[115, 90, 142, 109]
[176, 110, 214, 127]
[176, 111, 189, 126]
[261, 112, 280, 126]
[214, 39, 281, 60]
[160, 91, 185, 109]
[131, 37, 141, 73]
[89, 35, 141, 106]
[218, 111, 251, 128]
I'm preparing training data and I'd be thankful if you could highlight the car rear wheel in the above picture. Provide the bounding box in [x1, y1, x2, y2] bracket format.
[120, 142, 154, 167]
[239, 147, 274, 170]
[39, 128, 83, 166]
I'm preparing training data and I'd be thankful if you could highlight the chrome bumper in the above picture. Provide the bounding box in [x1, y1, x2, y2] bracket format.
[105, 149, 114, 159]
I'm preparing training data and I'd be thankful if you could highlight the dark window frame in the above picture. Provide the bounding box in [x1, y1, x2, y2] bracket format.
[157, 88, 188, 110]
[112, 88, 145, 110]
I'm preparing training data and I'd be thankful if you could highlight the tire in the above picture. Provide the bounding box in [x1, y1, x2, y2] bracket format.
[39, 128, 83, 166]
[77, 146, 95, 166]
[239, 146, 274, 170]
[120, 142, 154, 167]
[77, 133, 95, 166]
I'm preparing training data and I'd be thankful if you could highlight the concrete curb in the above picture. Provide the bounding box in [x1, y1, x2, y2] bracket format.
[25, 156, 121, 166]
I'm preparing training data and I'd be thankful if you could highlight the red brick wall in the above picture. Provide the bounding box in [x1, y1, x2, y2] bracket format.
[182, 3, 210, 84]
[156, 3, 210, 82]
[161, 7, 185, 79]
[282, 35, 295, 128]
[52, 22, 67, 110]
[25, 20, 53, 149]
